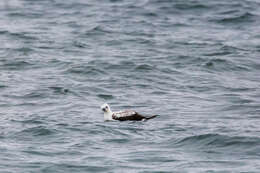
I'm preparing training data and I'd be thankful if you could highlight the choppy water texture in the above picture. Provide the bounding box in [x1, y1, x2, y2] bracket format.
[0, 0, 260, 172]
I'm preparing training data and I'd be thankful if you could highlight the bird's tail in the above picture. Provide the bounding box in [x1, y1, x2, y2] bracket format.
[145, 115, 159, 120]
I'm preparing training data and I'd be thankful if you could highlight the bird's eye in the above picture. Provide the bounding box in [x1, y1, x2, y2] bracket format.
[105, 106, 108, 108]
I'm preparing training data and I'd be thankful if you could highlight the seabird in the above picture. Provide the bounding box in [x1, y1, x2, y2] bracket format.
[101, 103, 158, 121]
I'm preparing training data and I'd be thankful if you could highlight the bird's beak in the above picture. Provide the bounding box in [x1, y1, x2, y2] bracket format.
[102, 108, 106, 112]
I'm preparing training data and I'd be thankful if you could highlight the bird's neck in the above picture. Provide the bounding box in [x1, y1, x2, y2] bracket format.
[104, 110, 113, 121]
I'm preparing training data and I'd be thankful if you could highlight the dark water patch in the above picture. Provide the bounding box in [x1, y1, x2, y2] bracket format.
[125, 30, 155, 38]
[65, 65, 105, 76]
[175, 134, 260, 152]
[94, 123, 139, 137]
[104, 39, 123, 46]
[172, 56, 205, 68]
[56, 123, 69, 127]
[175, 160, 248, 172]
[109, 0, 124, 3]
[174, 41, 211, 48]
[45, 58, 73, 70]
[203, 50, 232, 56]
[49, 86, 70, 95]
[134, 64, 155, 71]
[134, 83, 152, 89]
[219, 104, 260, 114]
[97, 94, 114, 100]
[8, 12, 44, 19]
[103, 138, 130, 144]
[127, 155, 179, 165]
[23, 92, 48, 99]
[72, 41, 88, 48]
[212, 12, 256, 24]
[9, 32, 38, 41]
[41, 164, 111, 173]
[185, 85, 212, 93]
[11, 118, 45, 125]
[0, 30, 8, 35]
[1, 60, 33, 71]
[15, 47, 34, 54]
[16, 126, 58, 138]
[36, 45, 56, 50]
[204, 58, 228, 67]
[203, 58, 248, 72]
[105, 62, 134, 71]
[119, 60, 136, 67]
[174, 55, 192, 61]
[23, 149, 84, 157]
[217, 9, 241, 15]
[84, 26, 114, 36]
[136, 37, 155, 45]
[159, 66, 183, 75]
[15, 102, 39, 107]
[222, 86, 256, 93]
[54, 1, 92, 10]
[220, 45, 249, 52]
[3, 90, 48, 100]
[23, 150, 56, 157]
[215, 92, 255, 104]
[0, 132, 6, 139]
[174, 2, 210, 11]
[142, 11, 158, 18]
[0, 85, 8, 89]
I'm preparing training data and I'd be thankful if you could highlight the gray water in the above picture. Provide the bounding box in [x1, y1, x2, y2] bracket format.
[0, 0, 260, 172]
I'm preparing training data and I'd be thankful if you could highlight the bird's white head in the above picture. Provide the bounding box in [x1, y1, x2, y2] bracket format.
[101, 103, 113, 121]
[101, 103, 111, 113]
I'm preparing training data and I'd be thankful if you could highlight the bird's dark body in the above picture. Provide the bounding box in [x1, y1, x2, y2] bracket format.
[112, 110, 157, 121]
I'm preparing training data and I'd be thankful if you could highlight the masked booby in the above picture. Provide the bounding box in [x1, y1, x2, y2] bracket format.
[101, 103, 158, 121]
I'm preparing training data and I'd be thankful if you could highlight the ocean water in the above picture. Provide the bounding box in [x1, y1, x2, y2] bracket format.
[0, 0, 260, 172]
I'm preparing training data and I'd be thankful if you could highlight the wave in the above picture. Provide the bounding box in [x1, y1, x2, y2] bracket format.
[9, 32, 38, 41]
[173, 3, 210, 10]
[65, 65, 105, 76]
[212, 12, 256, 24]
[84, 26, 114, 36]
[203, 58, 249, 72]
[97, 94, 114, 100]
[1, 60, 33, 71]
[49, 86, 70, 95]
[15, 126, 58, 138]
[40, 163, 110, 172]
[0, 85, 7, 89]
[11, 118, 45, 125]
[134, 64, 154, 71]
[175, 134, 260, 151]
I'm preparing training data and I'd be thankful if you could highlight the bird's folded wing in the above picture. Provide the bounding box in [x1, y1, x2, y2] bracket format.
[112, 110, 145, 121]
[113, 110, 135, 117]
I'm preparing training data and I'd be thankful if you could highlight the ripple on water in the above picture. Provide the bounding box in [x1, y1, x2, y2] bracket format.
[174, 133, 260, 155]
[211, 12, 257, 25]
[84, 25, 114, 36]
[11, 118, 46, 125]
[1, 60, 33, 71]
[97, 94, 114, 100]
[41, 164, 112, 173]
[9, 32, 38, 41]
[49, 86, 70, 95]
[134, 64, 155, 71]
[0, 85, 8, 89]
[65, 65, 105, 76]
[174, 2, 210, 11]
[15, 126, 59, 139]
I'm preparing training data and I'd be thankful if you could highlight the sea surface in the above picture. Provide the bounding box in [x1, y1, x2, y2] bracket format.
[0, 0, 260, 172]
